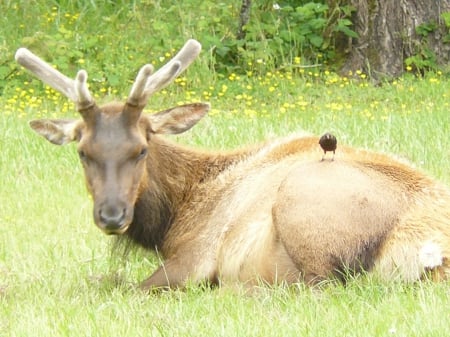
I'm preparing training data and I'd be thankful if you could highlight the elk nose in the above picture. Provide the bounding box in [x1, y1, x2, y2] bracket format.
[99, 207, 126, 233]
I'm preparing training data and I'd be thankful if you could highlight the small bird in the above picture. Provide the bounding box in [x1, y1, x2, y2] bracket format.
[319, 132, 337, 161]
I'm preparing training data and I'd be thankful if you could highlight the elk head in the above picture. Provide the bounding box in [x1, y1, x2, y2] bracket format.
[16, 40, 209, 235]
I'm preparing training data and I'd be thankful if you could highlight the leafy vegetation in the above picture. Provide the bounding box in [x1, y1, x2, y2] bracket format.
[405, 11, 450, 73]
[1, 1, 449, 336]
[0, 0, 359, 97]
[208, 1, 357, 73]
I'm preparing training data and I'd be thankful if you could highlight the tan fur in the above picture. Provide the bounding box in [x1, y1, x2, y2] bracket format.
[141, 136, 450, 287]
[30, 114, 450, 289]
[21, 41, 450, 290]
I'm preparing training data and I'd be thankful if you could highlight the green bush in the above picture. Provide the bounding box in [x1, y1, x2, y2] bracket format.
[205, 1, 357, 73]
[1, 0, 357, 97]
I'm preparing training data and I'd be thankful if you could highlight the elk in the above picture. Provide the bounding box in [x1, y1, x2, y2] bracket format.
[16, 40, 450, 290]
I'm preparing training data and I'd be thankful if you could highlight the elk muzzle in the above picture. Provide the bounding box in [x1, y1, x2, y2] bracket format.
[94, 199, 133, 235]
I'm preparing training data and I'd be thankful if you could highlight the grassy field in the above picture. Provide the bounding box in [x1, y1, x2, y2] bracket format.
[1, 72, 449, 337]
[1, 1, 450, 337]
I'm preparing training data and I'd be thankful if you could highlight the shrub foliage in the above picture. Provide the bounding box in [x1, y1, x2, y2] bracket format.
[0, 0, 358, 97]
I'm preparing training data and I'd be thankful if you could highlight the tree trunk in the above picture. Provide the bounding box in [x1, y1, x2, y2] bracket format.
[237, 0, 252, 40]
[335, 0, 450, 79]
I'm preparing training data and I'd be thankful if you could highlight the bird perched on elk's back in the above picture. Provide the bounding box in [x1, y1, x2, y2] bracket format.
[319, 132, 337, 161]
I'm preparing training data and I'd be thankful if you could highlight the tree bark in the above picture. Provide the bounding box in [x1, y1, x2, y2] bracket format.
[335, 0, 450, 79]
[237, 0, 252, 40]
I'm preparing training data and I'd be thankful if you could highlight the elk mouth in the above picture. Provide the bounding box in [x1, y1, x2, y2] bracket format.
[102, 226, 129, 235]
[101, 222, 130, 235]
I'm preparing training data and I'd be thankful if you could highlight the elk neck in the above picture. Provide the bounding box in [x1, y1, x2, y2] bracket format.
[124, 134, 258, 251]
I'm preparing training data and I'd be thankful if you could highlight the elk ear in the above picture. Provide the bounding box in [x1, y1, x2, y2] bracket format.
[29, 119, 83, 145]
[147, 103, 210, 135]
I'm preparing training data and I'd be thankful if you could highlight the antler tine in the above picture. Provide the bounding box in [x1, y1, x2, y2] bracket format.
[142, 39, 202, 99]
[126, 64, 155, 107]
[75, 70, 96, 111]
[15, 48, 78, 102]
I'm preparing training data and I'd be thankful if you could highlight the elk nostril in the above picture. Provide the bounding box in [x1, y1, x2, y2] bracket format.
[99, 208, 126, 230]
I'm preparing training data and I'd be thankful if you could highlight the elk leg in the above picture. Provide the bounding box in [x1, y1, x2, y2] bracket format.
[140, 258, 192, 291]
[140, 254, 218, 291]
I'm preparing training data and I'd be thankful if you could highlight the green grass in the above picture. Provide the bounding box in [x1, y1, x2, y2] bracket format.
[1, 75, 449, 336]
[1, 1, 450, 336]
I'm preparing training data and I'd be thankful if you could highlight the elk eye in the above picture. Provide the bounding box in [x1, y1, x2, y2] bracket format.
[78, 150, 87, 161]
[137, 147, 148, 160]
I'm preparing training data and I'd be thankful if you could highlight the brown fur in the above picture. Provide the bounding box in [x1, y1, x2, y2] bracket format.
[21, 44, 450, 290]
[30, 107, 450, 289]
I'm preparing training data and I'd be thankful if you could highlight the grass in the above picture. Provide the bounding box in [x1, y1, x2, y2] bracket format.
[1, 73, 449, 336]
[1, 1, 450, 337]
[3, 280, 450, 336]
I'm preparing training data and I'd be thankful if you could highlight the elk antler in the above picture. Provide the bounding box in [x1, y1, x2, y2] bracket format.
[15, 48, 97, 118]
[15, 48, 78, 101]
[15, 39, 202, 121]
[126, 39, 202, 109]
